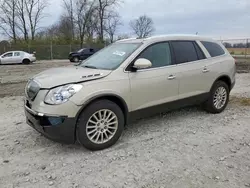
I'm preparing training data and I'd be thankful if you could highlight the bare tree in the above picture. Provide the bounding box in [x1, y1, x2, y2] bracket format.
[24, 0, 48, 40]
[62, 0, 75, 40]
[0, 0, 18, 42]
[96, 0, 121, 42]
[129, 15, 154, 38]
[16, 0, 29, 40]
[15, 0, 48, 41]
[85, 13, 97, 40]
[117, 34, 130, 40]
[105, 12, 122, 43]
[40, 15, 73, 41]
[75, 0, 95, 47]
[57, 15, 74, 41]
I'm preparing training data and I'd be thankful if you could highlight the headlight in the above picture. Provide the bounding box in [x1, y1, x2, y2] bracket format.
[44, 84, 82, 105]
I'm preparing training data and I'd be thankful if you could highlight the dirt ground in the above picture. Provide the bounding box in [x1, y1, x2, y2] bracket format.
[0, 60, 73, 97]
[0, 61, 250, 188]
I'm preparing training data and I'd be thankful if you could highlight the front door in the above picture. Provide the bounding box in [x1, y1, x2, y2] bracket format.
[128, 42, 179, 112]
[1, 52, 14, 64]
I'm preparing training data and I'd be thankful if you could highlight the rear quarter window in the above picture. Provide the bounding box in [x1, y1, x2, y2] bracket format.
[201, 41, 225, 57]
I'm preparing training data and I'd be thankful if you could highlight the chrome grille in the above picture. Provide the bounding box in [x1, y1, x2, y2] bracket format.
[25, 80, 40, 100]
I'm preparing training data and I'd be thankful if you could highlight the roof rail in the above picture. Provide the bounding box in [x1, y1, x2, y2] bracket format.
[116, 37, 137, 42]
[147, 34, 200, 40]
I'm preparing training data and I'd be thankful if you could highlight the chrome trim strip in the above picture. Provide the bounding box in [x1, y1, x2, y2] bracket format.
[25, 105, 41, 116]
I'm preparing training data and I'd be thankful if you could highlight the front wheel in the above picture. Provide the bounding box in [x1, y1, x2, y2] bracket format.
[204, 81, 229, 114]
[76, 100, 124, 150]
[73, 57, 79, 62]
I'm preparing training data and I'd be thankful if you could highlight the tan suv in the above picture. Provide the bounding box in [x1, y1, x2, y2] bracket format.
[24, 35, 236, 150]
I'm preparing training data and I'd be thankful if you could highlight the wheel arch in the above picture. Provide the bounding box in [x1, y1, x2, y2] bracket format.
[22, 58, 31, 63]
[211, 75, 232, 91]
[75, 94, 129, 127]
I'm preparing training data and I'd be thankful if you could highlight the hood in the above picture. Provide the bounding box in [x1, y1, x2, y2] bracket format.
[69, 52, 78, 55]
[32, 65, 112, 88]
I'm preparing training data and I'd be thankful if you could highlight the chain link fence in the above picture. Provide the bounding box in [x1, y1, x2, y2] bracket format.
[0, 43, 104, 60]
[219, 38, 250, 58]
[1, 39, 250, 60]
[219, 38, 250, 73]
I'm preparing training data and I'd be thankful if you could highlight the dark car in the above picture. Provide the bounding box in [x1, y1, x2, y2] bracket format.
[68, 48, 100, 62]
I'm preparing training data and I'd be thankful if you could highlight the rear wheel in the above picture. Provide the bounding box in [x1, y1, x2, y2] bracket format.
[204, 81, 229, 114]
[76, 100, 124, 150]
[22, 59, 30, 64]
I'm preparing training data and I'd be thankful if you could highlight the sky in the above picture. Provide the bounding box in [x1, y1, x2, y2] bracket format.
[43, 0, 250, 40]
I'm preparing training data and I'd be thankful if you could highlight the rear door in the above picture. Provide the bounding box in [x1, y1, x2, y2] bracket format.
[199, 41, 230, 90]
[170, 41, 208, 99]
[1, 52, 14, 64]
[12, 52, 22, 63]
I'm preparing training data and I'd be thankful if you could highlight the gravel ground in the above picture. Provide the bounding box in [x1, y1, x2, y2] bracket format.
[0, 60, 74, 97]
[0, 68, 250, 187]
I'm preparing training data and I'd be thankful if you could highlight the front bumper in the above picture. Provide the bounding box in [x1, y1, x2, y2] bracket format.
[24, 104, 76, 144]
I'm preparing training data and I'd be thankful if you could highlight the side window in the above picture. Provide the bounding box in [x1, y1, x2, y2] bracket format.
[201, 41, 225, 57]
[137, 42, 172, 68]
[171, 41, 198, 64]
[3, 52, 13, 58]
[14, 52, 20, 56]
[193, 42, 206, 60]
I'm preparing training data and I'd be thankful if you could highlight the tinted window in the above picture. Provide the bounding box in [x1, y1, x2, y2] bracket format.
[137, 42, 172, 68]
[171, 41, 198, 64]
[193, 42, 206, 60]
[3, 52, 13, 58]
[201, 41, 225, 57]
[14, 52, 20, 56]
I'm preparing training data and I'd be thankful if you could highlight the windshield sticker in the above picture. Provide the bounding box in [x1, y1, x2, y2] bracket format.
[112, 51, 126, 56]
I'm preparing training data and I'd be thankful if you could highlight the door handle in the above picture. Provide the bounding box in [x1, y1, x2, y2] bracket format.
[202, 67, 209, 73]
[168, 75, 176, 80]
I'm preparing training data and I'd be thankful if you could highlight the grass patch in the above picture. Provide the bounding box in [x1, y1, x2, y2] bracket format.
[230, 96, 250, 106]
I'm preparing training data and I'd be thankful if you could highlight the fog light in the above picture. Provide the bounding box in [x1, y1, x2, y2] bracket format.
[48, 117, 65, 126]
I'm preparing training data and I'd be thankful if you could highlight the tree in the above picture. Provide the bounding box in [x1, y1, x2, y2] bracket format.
[96, 0, 121, 42]
[75, 0, 96, 47]
[62, 0, 74, 40]
[0, 0, 18, 43]
[105, 12, 122, 43]
[40, 16, 71, 41]
[223, 42, 232, 48]
[16, 0, 29, 40]
[117, 34, 130, 40]
[129, 15, 154, 38]
[24, 0, 48, 40]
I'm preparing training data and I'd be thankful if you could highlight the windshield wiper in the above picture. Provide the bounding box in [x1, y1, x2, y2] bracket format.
[82, 65, 97, 69]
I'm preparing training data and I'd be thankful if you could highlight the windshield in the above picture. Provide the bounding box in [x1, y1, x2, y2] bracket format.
[79, 43, 142, 70]
[78, 48, 86, 53]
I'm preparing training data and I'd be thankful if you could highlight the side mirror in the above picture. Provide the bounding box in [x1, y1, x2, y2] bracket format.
[133, 58, 152, 70]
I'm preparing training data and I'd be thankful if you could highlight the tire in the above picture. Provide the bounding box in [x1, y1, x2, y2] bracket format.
[73, 57, 79, 62]
[22, 59, 30, 64]
[204, 81, 229, 114]
[76, 100, 124, 151]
